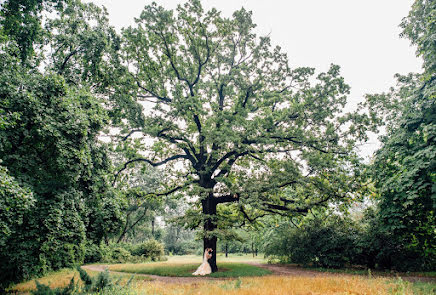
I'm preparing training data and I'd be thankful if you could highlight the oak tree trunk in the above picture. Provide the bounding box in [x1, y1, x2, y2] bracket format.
[202, 194, 218, 272]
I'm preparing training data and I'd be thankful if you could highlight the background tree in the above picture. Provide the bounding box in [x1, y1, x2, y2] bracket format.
[115, 0, 364, 272]
[362, 0, 435, 270]
[0, 0, 124, 287]
[0, 0, 64, 63]
[116, 165, 164, 243]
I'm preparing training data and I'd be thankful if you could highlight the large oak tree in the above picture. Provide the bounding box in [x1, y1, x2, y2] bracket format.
[114, 0, 364, 272]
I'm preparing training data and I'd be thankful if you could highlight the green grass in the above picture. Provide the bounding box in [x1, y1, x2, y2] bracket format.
[166, 253, 267, 264]
[109, 262, 272, 278]
[409, 281, 436, 295]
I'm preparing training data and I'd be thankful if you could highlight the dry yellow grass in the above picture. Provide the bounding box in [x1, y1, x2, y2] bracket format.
[134, 275, 410, 295]
[10, 269, 80, 294]
[10, 265, 416, 295]
[9, 269, 119, 294]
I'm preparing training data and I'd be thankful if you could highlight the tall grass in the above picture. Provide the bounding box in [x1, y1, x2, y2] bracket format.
[8, 269, 147, 294]
[137, 276, 423, 295]
[10, 269, 432, 295]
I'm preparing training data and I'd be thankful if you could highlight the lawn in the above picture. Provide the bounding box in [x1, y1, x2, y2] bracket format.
[109, 262, 271, 277]
[107, 253, 271, 277]
[166, 253, 267, 264]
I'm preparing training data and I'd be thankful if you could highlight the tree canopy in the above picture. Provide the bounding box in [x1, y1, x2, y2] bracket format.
[0, 0, 123, 287]
[114, 0, 365, 271]
[362, 0, 435, 269]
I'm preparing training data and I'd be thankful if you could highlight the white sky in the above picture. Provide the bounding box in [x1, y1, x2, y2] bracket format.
[89, 0, 422, 158]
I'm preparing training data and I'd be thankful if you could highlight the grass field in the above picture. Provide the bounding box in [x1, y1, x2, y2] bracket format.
[108, 254, 271, 277]
[137, 276, 434, 295]
[8, 254, 436, 294]
[166, 253, 268, 263]
[109, 262, 271, 277]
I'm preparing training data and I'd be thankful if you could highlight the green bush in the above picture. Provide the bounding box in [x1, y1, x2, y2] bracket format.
[84, 242, 105, 263]
[109, 247, 132, 263]
[131, 240, 164, 261]
[264, 216, 360, 268]
[264, 211, 436, 271]
[83, 240, 166, 264]
[356, 209, 436, 271]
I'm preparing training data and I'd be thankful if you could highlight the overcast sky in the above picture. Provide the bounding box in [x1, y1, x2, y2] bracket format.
[87, 0, 422, 157]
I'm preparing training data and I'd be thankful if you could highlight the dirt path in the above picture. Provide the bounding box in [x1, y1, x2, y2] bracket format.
[82, 263, 436, 284]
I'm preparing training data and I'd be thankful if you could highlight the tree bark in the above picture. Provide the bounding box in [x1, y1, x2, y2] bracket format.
[202, 193, 218, 272]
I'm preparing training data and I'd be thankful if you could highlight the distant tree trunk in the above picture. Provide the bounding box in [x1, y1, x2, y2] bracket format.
[202, 192, 218, 272]
[252, 241, 255, 257]
[225, 242, 228, 258]
[151, 218, 155, 236]
[117, 208, 148, 243]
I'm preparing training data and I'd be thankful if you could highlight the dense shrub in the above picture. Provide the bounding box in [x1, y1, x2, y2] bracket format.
[356, 209, 436, 271]
[131, 239, 165, 261]
[264, 216, 360, 268]
[264, 211, 436, 271]
[84, 240, 165, 264]
[84, 242, 105, 263]
[109, 247, 132, 263]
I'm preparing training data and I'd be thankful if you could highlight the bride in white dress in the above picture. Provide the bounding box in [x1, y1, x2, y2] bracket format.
[192, 248, 213, 275]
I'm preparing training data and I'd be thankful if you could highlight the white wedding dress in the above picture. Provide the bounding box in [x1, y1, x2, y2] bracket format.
[192, 249, 212, 276]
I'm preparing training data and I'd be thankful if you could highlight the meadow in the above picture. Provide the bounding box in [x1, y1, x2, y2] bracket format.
[9, 254, 435, 295]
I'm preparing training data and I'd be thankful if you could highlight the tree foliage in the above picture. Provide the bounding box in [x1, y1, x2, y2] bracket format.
[114, 0, 365, 271]
[0, 0, 123, 287]
[362, 0, 435, 270]
[0, 164, 35, 247]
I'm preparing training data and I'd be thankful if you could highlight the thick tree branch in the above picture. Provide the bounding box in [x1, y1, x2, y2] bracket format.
[262, 194, 332, 214]
[58, 48, 79, 74]
[121, 129, 143, 141]
[136, 80, 172, 103]
[214, 151, 249, 179]
[215, 193, 239, 204]
[156, 129, 198, 164]
[113, 155, 190, 186]
[239, 205, 267, 223]
[191, 23, 210, 87]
